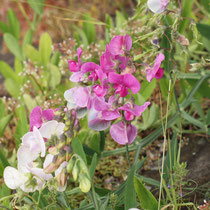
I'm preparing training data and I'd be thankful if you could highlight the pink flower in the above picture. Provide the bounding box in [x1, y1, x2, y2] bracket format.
[119, 102, 151, 121]
[147, 0, 169, 14]
[68, 47, 82, 72]
[107, 34, 132, 56]
[146, 53, 165, 82]
[110, 121, 137, 145]
[108, 72, 140, 97]
[30, 106, 54, 131]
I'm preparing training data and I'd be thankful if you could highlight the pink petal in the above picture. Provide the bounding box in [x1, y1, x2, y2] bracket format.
[155, 68, 164, 79]
[81, 62, 100, 73]
[108, 72, 123, 84]
[125, 34, 132, 51]
[74, 87, 89, 107]
[102, 110, 121, 120]
[126, 124, 137, 144]
[94, 97, 111, 111]
[108, 35, 124, 55]
[30, 106, 42, 131]
[77, 47, 82, 63]
[110, 121, 128, 145]
[42, 109, 54, 121]
[68, 61, 80, 72]
[123, 74, 141, 94]
[70, 71, 85, 82]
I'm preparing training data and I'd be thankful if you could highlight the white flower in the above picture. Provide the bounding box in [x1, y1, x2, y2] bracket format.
[147, 0, 169, 13]
[39, 120, 65, 139]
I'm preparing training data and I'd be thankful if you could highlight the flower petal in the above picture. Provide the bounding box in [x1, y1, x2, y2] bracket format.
[123, 74, 141, 94]
[126, 124, 137, 144]
[108, 35, 124, 55]
[30, 106, 42, 131]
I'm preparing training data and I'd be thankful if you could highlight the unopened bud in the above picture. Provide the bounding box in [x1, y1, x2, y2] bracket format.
[67, 158, 75, 173]
[56, 168, 67, 187]
[79, 174, 91, 193]
[48, 146, 58, 155]
[72, 161, 79, 181]
[177, 34, 189, 46]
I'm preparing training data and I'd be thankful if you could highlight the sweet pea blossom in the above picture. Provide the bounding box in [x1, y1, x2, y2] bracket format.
[108, 72, 140, 97]
[68, 47, 82, 72]
[147, 0, 169, 13]
[108, 34, 132, 56]
[110, 121, 137, 145]
[146, 53, 165, 82]
[30, 106, 54, 131]
[119, 101, 151, 121]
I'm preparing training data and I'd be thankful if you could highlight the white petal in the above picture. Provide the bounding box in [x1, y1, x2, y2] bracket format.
[147, 0, 165, 13]
[55, 161, 68, 177]
[29, 168, 53, 180]
[56, 122, 65, 137]
[39, 120, 58, 139]
[33, 126, 46, 157]
[4, 166, 28, 189]
[43, 154, 54, 168]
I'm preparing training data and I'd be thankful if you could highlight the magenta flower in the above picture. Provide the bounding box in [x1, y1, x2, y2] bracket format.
[108, 72, 140, 97]
[110, 121, 137, 145]
[30, 106, 54, 131]
[119, 102, 151, 121]
[147, 0, 169, 14]
[146, 53, 165, 82]
[100, 47, 115, 73]
[68, 47, 82, 72]
[107, 34, 132, 56]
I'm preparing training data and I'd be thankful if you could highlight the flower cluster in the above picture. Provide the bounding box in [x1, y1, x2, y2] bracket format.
[3, 35, 165, 194]
[65, 34, 164, 145]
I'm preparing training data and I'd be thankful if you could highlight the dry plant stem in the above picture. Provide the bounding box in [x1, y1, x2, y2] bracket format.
[158, 79, 172, 210]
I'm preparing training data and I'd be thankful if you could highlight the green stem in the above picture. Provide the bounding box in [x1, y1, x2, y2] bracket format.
[0, 194, 17, 202]
[126, 143, 131, 169]
[90, 185, 99, 210]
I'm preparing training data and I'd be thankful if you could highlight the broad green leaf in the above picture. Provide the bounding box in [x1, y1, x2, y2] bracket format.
[197, 23, 210, 40]
[51, 50, 61, 66]
[201, 0, 210, 12]
[116, 10, 126, 29]
[0, 61, 18, 82]
[134, 176, 158, 210]
[24, 44, 40, 63]
[159, 78, 169, 101]
[39, 33, 52, 66]
[22, 29, 33, 46]
[89, 153, 98, 180]
[125, 166, 136, 210]
[14, 57, 23, 74]
[3, 33, 23, 60]
[23, 94, 37, 112]
[90, 133, 100, 154]
[0, 21, 9, 33]
[56, 192, 71, 209]
[27, 0, 45, 15]
[0, 99, 6, 119]
[206, 110, 210, 126]
[7, 9, 20, 40]
[0, 114, 13, 137]
[4, 78, 20, 98]
[0, 184, 11, 208]
[72, 137, 87, 164]
[83, 13, 96, 44]
[48, 63, 61, 88]
[100, 131, 105, 153]
[139, 79, 156, 102]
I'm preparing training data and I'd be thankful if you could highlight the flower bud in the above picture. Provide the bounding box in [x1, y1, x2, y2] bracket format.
[56, 168, 67, 187]
[67, 158, 75, 173]
[72, 161, 80, 181]
[48, 146, 58, 155]
[79, 174, 91, 193]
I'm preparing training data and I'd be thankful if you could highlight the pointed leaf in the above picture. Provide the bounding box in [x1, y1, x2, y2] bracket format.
[72, 137, 87, 164]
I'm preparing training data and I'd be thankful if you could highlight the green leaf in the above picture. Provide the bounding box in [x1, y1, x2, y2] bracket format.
[0, 150, 10, 168]
[4, 78, 20, 98]
[39, 33, 52, 66]
[0, 114, 13, 137]
[72, 137, 87, 164]
[125, 166, 136, 210]
[90, 133, 100, 154]
[0, 184, 11, 208]
[51, 50, 61, 66]
[23, 94, 37, 112]
[116, 10, 126, 29]
[159, 78, 169, 101]
[27, 0, 45, 15]
[56, 192, 71, 209]
[14, 105, 29, 148]
[206, 110, 210, 126]
[14, 57, 23, 74]
[48, 63, 61, 88]
[197, 23, 210, 40]
[0, 21, 9, 33]
[7, 9, 20, 40]
[134, 176, 158, 210]
[0, 99, 6, 119]
[24, 44, 40, 63]
[89, 153, 98, 180]
[99, 131, 105, 153]
[0, 61, 18, 82]
[3, 33, 23, 60]
[139, 79, 156, 102]
[22, 29, 33, 46]
[73, 25, 89, 48]
[83, 13, 96, 44]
